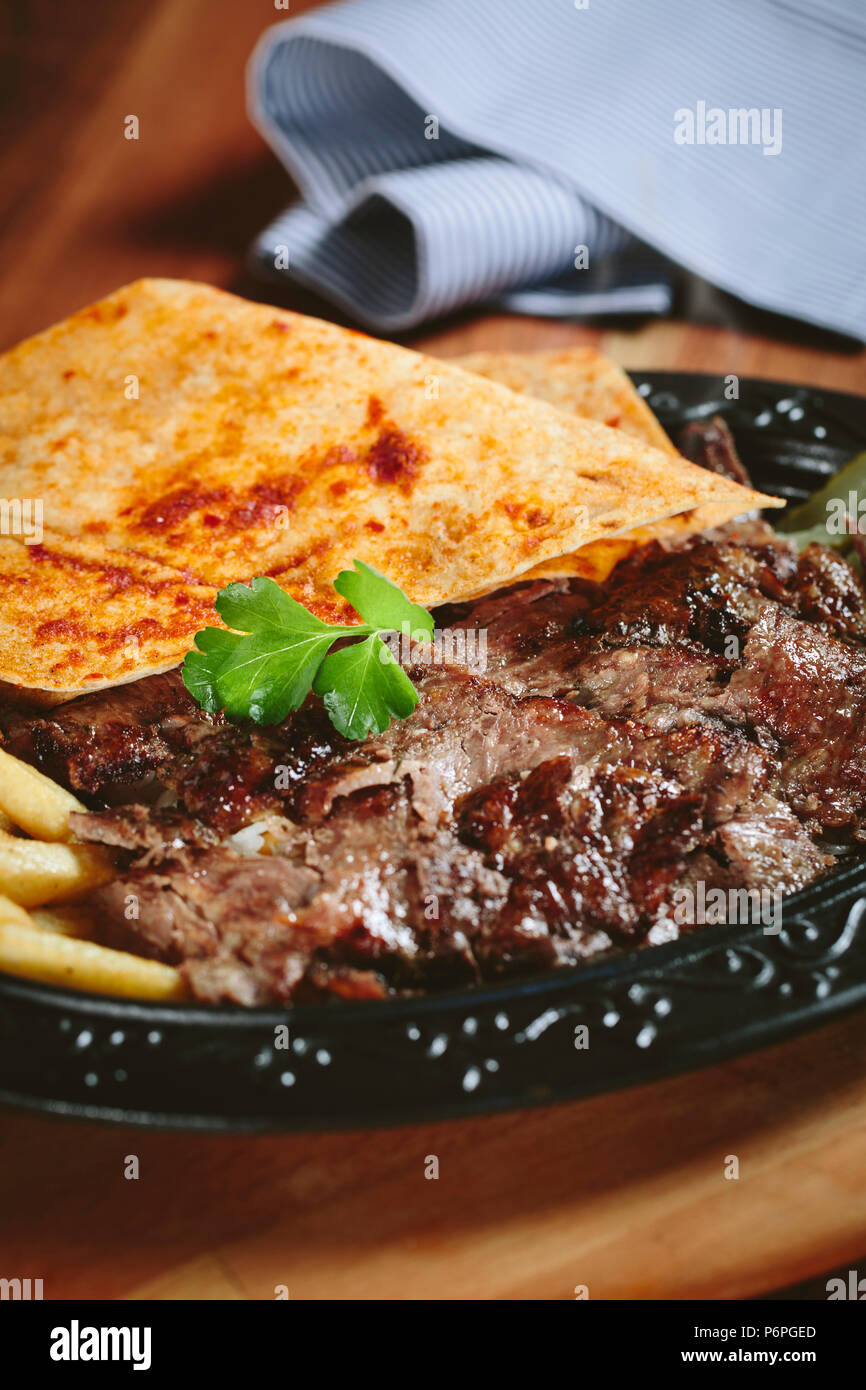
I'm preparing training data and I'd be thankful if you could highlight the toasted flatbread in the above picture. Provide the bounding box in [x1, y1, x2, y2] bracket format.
[0, 532, 218, 693]
[457, 347, 676, 450]
[0, 281, 778, 692]
[457, 348, 750, 580]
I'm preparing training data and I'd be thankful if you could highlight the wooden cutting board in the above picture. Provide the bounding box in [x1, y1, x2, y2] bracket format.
[2, 1005, 865, 1300]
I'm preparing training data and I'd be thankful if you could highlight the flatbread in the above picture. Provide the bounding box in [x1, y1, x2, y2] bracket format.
[0, 532, 218, 693]
[457, 348, 750, 580]
[0, 280, 778, 692]
[457, 347, 676, 450]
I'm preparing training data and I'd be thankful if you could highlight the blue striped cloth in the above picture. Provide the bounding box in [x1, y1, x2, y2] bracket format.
[247, 0, 866, 338]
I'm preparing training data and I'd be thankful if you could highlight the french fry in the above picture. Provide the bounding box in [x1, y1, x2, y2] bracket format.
[0, 921, 187, 999]
[31, 905, 96, 938]
[0, 747, 86, 841]
[0, 892, 34, 926]
[0, 757, 189, 1003]
[0, 829, 113, 906]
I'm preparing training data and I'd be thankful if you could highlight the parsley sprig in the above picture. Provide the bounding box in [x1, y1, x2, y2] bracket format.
[182, 561, 434, 739]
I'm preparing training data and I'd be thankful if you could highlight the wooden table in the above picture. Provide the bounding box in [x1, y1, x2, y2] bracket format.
[1, 0, 865, 1301]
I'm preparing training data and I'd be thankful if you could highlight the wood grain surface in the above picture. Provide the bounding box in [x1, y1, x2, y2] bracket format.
[0, 0, 865, 1301]
[1, 1009, 866, 1301]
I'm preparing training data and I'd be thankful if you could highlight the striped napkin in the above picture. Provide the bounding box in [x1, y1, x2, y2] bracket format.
[247, 0, 866, 338]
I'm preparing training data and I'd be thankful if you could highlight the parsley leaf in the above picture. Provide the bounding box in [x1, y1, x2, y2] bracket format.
[181, 564, 434, 739]
[215, 577, 330, 636]
[182, 628, 243, 714]
[213, 628, 343, 725]
[211, 578, 356, 724]
[334, 559, 434, 639]
[313, 633, 420, 739]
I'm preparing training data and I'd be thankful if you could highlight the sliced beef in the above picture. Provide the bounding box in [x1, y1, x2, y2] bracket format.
[69, 805, 220, 857]
[457, 756, 704, 974]
[789, 542, 866, 643]
[91, 844, 325, 1006]
[440, 579, 599, 696]
[7, 478, 864, 1004]
[709, 799, 832, 893]
[717, 606, 866, 838]
[2, 668, 345, 832]
[77, 707, 782, 1001]
[678, 415, 754, 488]
[442, 535, 799, 704]
[267, 672, 622, 828]
[565, 644, 729, 726]
[618, 721, 773, 825]
[675, 797, 832, 941]
[88, 783, 508, 1004]
[0, 666, 299, 834]
[0, 670, 195, 795]
[153, 721, 287, 831]
[581, 539, 795, 652]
